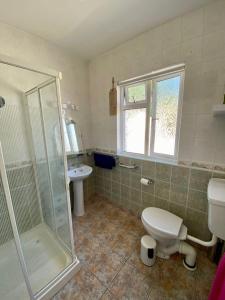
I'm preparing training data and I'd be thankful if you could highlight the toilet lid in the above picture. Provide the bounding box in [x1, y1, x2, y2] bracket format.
[142, 207, 183, 238]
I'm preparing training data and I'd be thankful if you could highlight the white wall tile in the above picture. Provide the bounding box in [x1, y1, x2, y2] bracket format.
[162, 45, 181, 66]
[182, 8, 204, 41]
[181, 37, 203, 64]
[214, 147, 225, 166]
[193, 138, 214, 164]
[203, 31, 225, 60]
[195, 114, 215, 140]
[204, 0, 225, 35]
[178, 133, 195, 162]
[212, 118, 225, 148]
[162, 18, 182, 49]
[182, 96, 197, 115]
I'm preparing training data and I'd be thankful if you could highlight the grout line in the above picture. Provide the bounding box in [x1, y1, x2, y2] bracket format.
[185, 168, 191, 219]
[99, 289, 111, 299]
[107, 259, 127, 291]
[168, 165, 172, 205]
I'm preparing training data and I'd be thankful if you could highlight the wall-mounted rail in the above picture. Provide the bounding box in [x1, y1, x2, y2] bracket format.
[119, 163, 137, 169]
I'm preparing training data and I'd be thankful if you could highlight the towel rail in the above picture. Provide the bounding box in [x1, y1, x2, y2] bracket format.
[119, 163, 137, 169]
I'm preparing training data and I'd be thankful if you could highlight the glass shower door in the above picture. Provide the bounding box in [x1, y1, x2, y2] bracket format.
[24, 80, 74, 295]
[0, 143, 32, 300]
[39, 81, 72, 249]
[26, 81, 73, 251]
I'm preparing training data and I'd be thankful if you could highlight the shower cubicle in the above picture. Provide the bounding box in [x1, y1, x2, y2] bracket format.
[0, 56, 79, 300]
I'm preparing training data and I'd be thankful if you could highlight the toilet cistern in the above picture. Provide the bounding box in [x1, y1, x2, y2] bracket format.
[68, 164, 92, 216]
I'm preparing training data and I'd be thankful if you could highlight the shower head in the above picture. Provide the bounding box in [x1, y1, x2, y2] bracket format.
[0, 97, 5, 108]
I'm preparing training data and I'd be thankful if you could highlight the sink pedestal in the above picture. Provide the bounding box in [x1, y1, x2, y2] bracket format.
[73, 181, 84, 216]
[68, 164, 93, 217]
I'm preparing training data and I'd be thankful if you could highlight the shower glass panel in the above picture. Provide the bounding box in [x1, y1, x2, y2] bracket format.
[39, 82, 71, 249]
[26, 91, 56, 232]
[0, 177, 30, 300]
[0, 60, 77, 299]
[27, 82, 72, 249]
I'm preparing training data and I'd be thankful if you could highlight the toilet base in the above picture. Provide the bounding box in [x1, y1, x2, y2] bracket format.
[155, 239, 179, 260]
[183, 258, 197, 271]
[156, 250, 170, 259]
[150, 237, 197, 271]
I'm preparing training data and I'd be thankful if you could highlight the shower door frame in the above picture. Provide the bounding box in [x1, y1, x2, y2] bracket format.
[0, 54, 79, 300]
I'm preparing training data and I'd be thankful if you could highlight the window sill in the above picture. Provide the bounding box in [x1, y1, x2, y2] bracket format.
[117, 151, 179, 166]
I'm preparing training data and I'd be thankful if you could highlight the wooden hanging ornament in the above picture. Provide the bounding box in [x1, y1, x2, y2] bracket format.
[109, 77, 117, 116]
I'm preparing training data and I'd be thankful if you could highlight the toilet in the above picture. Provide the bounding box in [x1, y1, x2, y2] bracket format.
[141, 207, 196, 270]
[141, 178, 225, 270]
[142, 207, 187, 258]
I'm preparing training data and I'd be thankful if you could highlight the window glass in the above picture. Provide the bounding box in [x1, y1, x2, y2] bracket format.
[119, 69, 183, 161]
[153, 76, 180, 156]
[126, 83, 146, 103]
[124, 108, 146, 154]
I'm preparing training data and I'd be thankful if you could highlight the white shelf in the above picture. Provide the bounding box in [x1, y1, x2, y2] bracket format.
[213, 104, 225, 116]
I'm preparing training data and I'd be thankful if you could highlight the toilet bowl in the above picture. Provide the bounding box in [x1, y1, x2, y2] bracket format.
[141, 207, 197, 270]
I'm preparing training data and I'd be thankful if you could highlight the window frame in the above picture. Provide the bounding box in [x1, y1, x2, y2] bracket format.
[118, 68, 184, 162]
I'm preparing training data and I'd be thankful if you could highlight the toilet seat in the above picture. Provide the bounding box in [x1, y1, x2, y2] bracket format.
[142, 207, 184, 239]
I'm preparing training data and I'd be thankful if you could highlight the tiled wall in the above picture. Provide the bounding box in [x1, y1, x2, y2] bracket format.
[89, 0, 225, 167]
[0, 165, 42, 245]
[89, 154, 225, 241]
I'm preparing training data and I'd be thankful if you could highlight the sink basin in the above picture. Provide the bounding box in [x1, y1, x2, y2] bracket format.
[68, 165, 92, 182]
[67, 164, 93, 216]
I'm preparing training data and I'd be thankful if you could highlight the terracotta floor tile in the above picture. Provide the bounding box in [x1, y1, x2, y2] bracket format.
[73, 227, 95, 248]
[148, 255, 196, 300]
[149, 285, 196, 300]
[109, 263, 151, 299]
[53, 267, 106, 300]
[100, 289, 116, 300]
[111, 232, 139, 260]
[123, 216, 145, 237]
[194, 250, 216, 299]
[75, 237, 104, 264]
[88, 249, 126, 287]
[103, 207, 127, 223]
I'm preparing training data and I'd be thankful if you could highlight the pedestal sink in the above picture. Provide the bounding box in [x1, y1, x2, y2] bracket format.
[68, 164, 93, 216]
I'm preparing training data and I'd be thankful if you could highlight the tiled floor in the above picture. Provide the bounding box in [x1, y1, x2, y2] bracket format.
[53, 195, 216, 300]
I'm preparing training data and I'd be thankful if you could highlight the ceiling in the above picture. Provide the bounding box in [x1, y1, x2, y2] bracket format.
[0, 0, 212, 60]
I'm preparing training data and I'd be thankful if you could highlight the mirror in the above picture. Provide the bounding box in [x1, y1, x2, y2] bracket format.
[63, 118, 84, 155]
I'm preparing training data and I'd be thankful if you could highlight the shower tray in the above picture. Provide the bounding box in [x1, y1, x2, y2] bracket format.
[0, 223, 76, 300]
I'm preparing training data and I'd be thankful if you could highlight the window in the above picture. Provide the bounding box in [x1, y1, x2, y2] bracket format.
[125, 83, 146, 103]
[118, 67, 184, 161]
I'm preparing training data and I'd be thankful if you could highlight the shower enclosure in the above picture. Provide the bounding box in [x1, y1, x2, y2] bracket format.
[0, 56, 79, 300]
